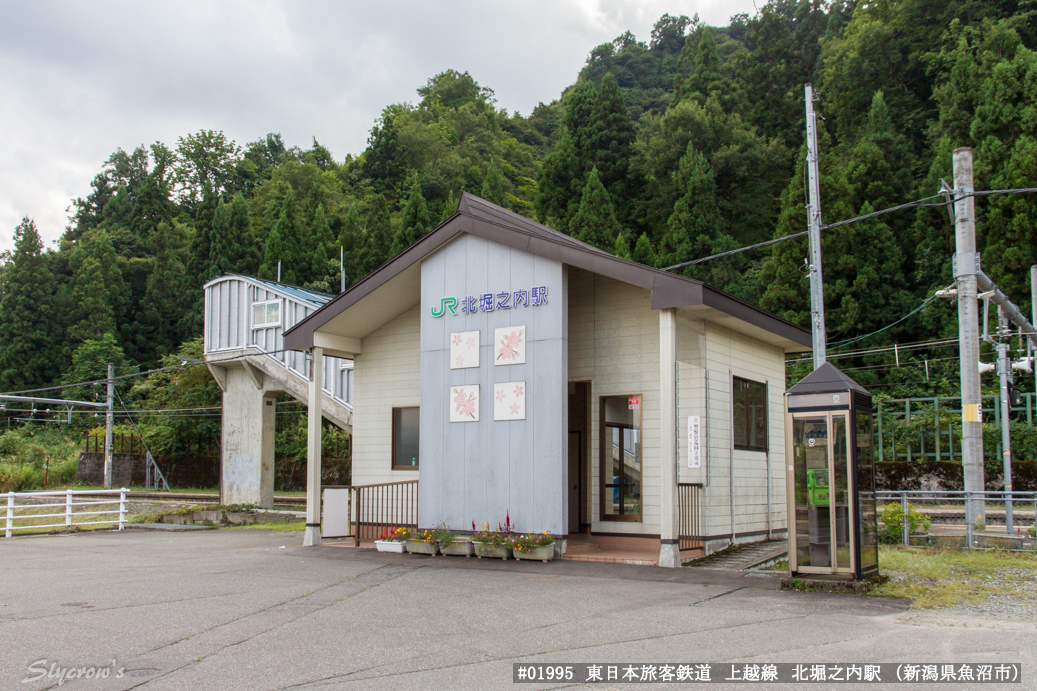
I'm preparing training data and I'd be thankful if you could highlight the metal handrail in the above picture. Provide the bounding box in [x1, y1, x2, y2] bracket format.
[5, 489, 128, 538]
[321, 480, 419, 546]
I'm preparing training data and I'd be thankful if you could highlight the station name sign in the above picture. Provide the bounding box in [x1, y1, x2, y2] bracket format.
[431, 286, 548, 317]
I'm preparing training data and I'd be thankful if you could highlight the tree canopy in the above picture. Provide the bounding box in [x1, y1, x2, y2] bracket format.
[3, 0, 1036, 399]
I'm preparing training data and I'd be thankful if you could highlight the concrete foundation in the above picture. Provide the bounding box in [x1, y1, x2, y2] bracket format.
[658, 541, 680, 568]
[220, 367, 277, 508]
[303, 525, 321, 546]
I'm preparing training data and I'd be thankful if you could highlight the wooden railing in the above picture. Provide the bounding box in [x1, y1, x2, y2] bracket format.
[677, 482, 704, 551]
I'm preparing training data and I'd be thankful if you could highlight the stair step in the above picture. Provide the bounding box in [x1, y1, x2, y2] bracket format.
[563, 549, 659, 565]
[565, 543, 601, 554]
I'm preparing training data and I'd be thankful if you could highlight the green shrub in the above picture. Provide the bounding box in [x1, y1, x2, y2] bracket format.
[0, 427, 82, 491]
[878, 502, 931, 544]
[0, 430, 24, 456]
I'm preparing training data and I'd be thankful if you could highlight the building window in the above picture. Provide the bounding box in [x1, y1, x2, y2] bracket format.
[733, 377, 767, 452]
[600, 395, 642, 521]
[392, 407, 419, 470]
[252, 300, 281, 329]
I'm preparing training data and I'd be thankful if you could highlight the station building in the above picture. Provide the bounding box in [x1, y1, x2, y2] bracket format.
[247, 193, 809, 565]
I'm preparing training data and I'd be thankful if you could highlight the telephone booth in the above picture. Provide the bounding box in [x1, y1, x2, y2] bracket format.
[785, 363, 879, 580]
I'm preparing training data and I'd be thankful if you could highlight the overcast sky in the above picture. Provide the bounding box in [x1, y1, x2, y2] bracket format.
[0, 1, 758, 251]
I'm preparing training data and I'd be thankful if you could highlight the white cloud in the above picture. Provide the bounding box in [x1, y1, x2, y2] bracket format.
[0, 0, 756, 250]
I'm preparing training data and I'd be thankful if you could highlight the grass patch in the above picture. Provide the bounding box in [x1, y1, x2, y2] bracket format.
[226, 522, 305, 532]
[763, 559, 788, 572]
[870, 545, 1037, 609]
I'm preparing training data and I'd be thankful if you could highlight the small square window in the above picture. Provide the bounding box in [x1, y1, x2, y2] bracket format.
[252, 301, 281, 329]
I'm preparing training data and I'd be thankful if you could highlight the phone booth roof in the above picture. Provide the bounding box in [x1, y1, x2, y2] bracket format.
[785, 362, 871, 410]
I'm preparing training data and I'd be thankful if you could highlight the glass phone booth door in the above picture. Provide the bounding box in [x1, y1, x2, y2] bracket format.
[789, 413, 854, 575]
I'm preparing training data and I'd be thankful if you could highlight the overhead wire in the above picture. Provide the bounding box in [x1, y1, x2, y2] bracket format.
[785, 337, 959, 364]
[662, 187, 1037, 271]
[0, 347, 309, 398]
[823, 287, 950, 351]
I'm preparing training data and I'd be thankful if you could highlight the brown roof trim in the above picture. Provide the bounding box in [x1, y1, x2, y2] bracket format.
[283, 192, 811, 350]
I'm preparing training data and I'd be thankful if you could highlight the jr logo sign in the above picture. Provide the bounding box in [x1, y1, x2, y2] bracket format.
[430, 297, 458, 317]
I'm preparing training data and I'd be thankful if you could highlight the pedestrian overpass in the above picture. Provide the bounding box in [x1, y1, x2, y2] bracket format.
[203, 275, 352, 507]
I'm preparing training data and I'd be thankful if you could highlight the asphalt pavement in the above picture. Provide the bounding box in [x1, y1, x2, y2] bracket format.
[1, 529, 1033, 690]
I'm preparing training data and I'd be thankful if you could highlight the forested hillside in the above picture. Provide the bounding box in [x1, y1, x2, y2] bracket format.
[2, 0, 1035, 403]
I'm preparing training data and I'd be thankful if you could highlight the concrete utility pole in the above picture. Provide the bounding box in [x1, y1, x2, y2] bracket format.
[995, 307, 1014, 533]
[952, 148, 985, 527]
[804, 83, 827, 369]
[104, 362, 114, 490]
[340, 246, 345, 293]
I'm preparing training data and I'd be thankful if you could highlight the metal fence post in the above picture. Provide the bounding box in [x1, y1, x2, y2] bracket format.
[5, 492, 13, 538]
[65, 489, 73, 530]
[119, 489, 127, 531]
[902, 493, 909, 546]
[965, 493, 973, 549]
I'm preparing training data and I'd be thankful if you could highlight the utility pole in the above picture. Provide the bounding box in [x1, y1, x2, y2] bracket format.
[995, 307, 1014, 533]
[953, 148, 985, 529]
[804, 83, 827, 369]
[104, 362, 114, 490]
[340, 246, 345, 293]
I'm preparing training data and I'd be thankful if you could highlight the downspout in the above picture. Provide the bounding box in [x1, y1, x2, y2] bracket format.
[730, 369, 736, 545]
[766, 379, 771, 540]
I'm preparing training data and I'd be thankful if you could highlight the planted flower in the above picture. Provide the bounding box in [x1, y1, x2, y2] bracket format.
[510, 531, 555, 553]
[471, 517, 515, 560]
[380, 526, 411, 542]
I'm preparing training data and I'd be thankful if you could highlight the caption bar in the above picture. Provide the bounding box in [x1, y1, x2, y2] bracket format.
[513, 663, 1021, 684]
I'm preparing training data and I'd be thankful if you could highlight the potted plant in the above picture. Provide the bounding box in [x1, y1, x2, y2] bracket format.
[406, 527, 451, 556]
[374, 526, 410, 553]
[511, 532, 556, 562]
[439, 530, 473, 557]
[471, 518, 513, 560]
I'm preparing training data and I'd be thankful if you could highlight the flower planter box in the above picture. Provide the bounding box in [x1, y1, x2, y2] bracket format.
[406, 540, 439, 556]
[513, 544, 555, 562]
[375, 540, 407, 553]
[440, 541, 474, 557]
[472, 541, 509, 560]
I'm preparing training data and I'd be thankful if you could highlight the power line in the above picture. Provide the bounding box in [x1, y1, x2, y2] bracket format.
[662, 187, 1037, 271]
[0, 347, 305, 398]
[785, 338, 959, 364]
[825, 289, 949, 350]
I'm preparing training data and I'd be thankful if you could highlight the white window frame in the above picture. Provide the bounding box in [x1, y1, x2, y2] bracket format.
[252, 300, 282, 329]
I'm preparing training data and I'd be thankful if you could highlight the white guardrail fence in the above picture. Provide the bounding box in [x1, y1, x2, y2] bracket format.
[4, 489, 129, 538]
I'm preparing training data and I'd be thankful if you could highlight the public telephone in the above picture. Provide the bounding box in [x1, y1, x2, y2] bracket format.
[807, 469, 830, 506]
[786, 363, 881, 580]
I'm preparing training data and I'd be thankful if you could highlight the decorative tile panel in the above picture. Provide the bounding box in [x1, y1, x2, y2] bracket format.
[494, 325, 526, 365]
[449, 385, 480, 422]
[450, 330, 480, 369]
[493, 381, 526, 421]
